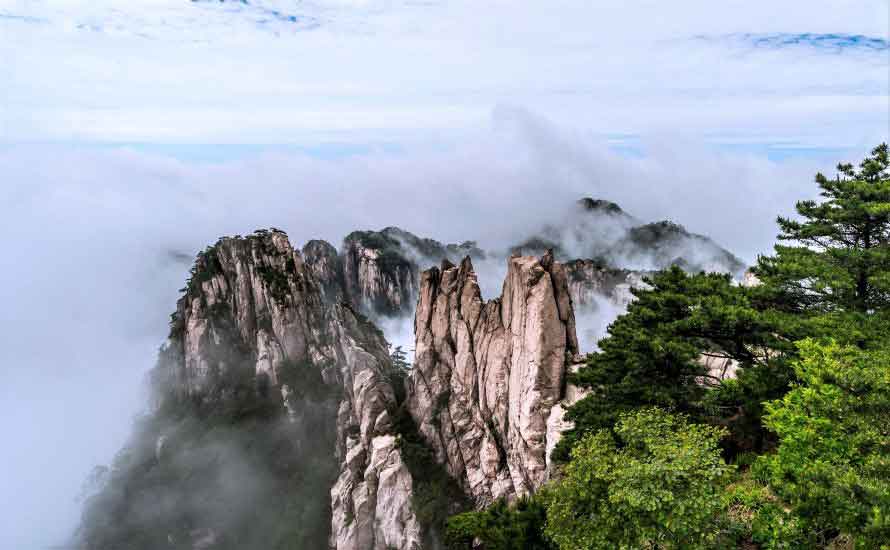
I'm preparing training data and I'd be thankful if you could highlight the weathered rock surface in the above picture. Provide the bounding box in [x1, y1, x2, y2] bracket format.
[303, 239, 345, 304]
[545, 364, 591, 471]
[164, 229, 421, 550]
[342, 231, 420, 317]
[407, 252, 580, 506]
[341, 228, 485, 317]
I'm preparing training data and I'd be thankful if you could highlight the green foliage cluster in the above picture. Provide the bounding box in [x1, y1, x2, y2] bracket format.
[386, 345, 411, 404]
[755, 339, 890, 547]
[454, 144, 890, 550]
[546, 409, 732, 550]
[554, 266, 789, 460]
[445, 495, 555, 550]
[755, 143, 890, 314]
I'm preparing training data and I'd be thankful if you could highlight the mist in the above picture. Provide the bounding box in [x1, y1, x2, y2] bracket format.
[0, 108, 843, 549]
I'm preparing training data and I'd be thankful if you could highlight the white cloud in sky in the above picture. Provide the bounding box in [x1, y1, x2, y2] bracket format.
[2, 0, 887, 146]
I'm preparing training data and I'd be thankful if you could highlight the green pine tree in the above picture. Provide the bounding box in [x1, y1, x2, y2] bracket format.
[554, 267, 785, 460]
[755, 143, 890, 314]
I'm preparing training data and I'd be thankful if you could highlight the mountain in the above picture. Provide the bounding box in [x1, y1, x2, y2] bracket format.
[77, 230, 583, 550]
[79, 229, 420, 550]
[76, 199, 747, 549]
[297, 197, 743, 320]
[513, 197, 745, 275]
[339, 227, 485, 317]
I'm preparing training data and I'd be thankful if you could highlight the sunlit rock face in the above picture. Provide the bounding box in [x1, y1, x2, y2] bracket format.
[407, 252, 580, 506]
[162, 229, 422, 550]
[169, 230, 335, 395]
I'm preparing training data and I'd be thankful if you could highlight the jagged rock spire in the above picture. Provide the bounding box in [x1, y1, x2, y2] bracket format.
[408, 252, 579, 505]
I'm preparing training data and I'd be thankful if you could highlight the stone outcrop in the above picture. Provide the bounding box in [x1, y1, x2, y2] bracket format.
[303, 239, 345, 304]
[165, 229, 421, 550]
[545, 364, 591, 471]
[341, 232, 420, 317]
[407, 252, 580, 506]
[340, 228, 486, 317]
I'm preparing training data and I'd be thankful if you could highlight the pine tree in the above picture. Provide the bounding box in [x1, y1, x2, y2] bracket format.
[554, 267, 785, 460]
[755, 143, 890, 314]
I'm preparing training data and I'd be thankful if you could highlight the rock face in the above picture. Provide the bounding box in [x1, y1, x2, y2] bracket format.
[163, 229, 422, 550]
[341, 232, 420, 317]
[407, 252, 580, 506]
[303, 239, 345, 304]
[341, 228, 486, 317]
[159, 234, 586, 548]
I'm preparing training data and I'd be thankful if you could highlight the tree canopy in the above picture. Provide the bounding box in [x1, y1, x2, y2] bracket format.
[555, 266, 788, 460]
[755, 339, 890, 547]
[545, 408, 731, 550]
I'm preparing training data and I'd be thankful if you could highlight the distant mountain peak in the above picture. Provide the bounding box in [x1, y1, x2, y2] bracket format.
[577, 197, 626, 215]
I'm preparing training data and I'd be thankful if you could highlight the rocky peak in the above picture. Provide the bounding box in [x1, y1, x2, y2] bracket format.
[340, 227, 486, 317]
[577, 197, 631, 217]
[407, 252, 579, 506]
[302, 239, 344, 303]
[155, 229, 422, 550]
[514, 198, 744, 275]
[341, 230, 419, 317]
[168, 228, 330, 395]
[562, 258, 646, 308]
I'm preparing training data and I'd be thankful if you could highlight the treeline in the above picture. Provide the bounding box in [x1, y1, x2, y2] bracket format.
[446, 144, 890, 549]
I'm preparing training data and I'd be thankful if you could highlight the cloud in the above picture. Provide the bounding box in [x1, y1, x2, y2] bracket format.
[1, 1, 886, 145]
[699, 32, 890, 53]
